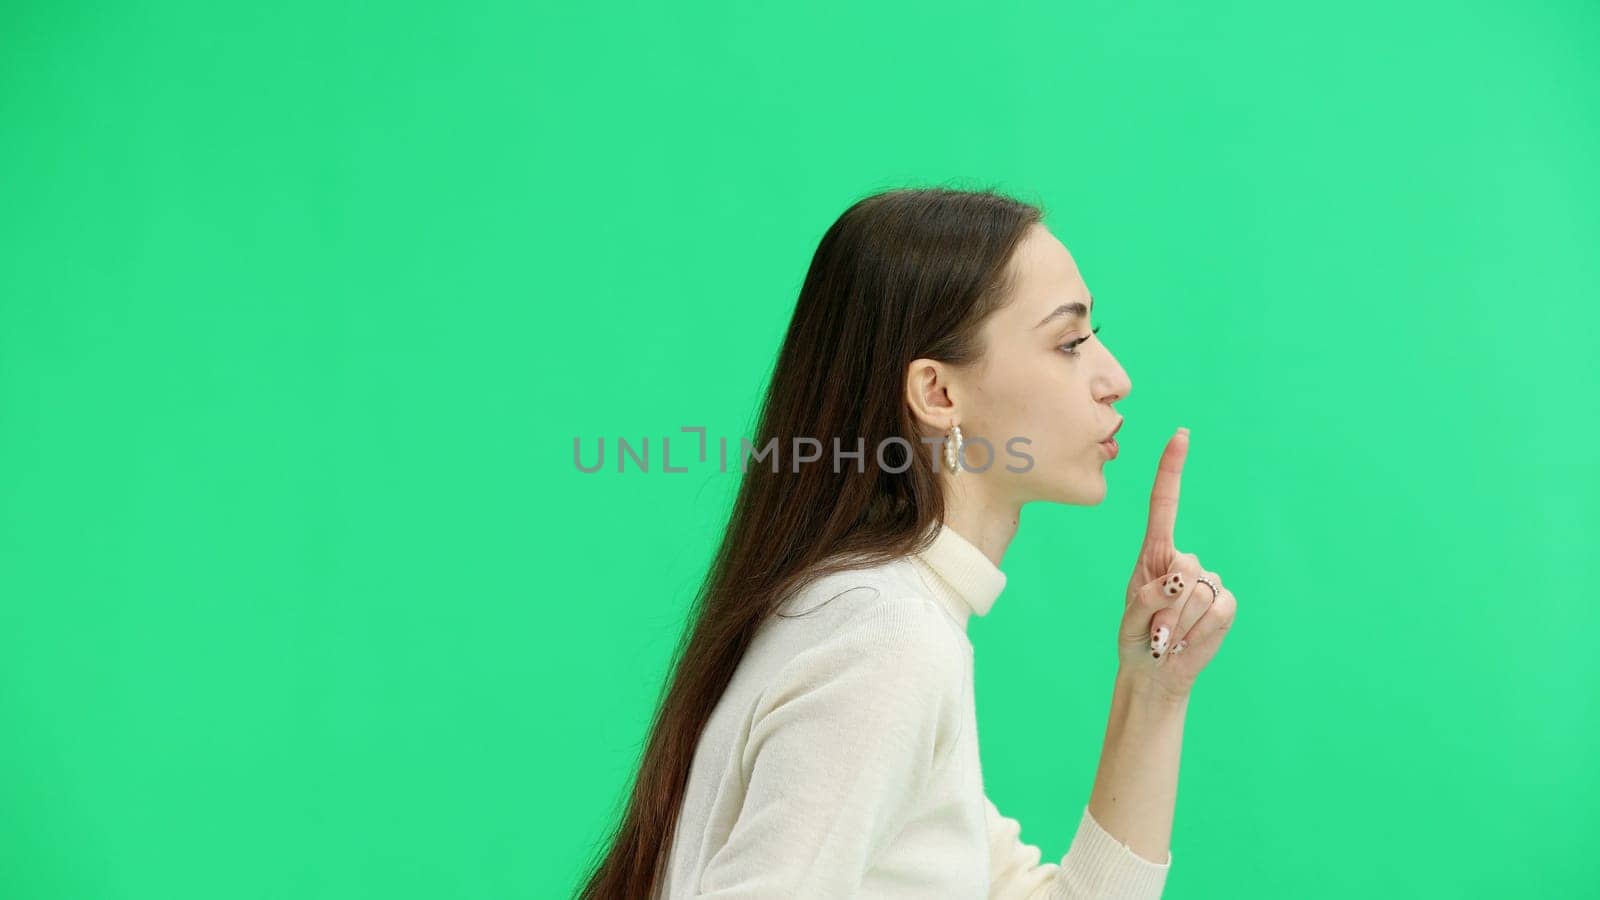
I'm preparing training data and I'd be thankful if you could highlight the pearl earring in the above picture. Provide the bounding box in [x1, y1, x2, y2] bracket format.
[944, 423, 964, 475]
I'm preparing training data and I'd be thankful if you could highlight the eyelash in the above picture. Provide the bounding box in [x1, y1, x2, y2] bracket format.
[1059, 324, 1102, 358]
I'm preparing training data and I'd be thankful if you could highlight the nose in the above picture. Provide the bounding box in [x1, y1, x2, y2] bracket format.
[1094, 351, 1132, 404]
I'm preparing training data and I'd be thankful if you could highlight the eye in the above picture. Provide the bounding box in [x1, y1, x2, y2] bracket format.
[1057, 324, 1102, 358]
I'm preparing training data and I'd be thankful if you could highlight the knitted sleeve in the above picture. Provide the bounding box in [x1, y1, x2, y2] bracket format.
[985, 796, 1171, 899]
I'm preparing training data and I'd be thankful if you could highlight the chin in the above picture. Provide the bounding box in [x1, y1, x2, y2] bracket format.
[1071, 479, 1109, 506]
[1030, 469, 1108, 507]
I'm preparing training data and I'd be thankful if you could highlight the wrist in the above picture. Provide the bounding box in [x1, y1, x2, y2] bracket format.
[1115, 668, 1192, 712]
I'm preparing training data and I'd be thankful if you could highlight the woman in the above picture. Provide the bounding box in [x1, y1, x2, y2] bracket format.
[578, 187, 1238, 898]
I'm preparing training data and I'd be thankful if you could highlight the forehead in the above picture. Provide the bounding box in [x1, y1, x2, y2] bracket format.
[999, 224, 1090, 326]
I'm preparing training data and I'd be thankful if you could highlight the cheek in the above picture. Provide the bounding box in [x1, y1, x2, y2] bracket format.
[969, 372, 1032, 436]
[1005, 413, 1077, 468]
[1042, 402, 1099, 462]
[976, 361, 1089, 448]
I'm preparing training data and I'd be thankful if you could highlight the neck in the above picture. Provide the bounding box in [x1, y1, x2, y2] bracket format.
[938, 471, 1021, 568]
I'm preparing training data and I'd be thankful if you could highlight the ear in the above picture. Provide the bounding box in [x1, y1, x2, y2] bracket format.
[904, 357, 958, 434]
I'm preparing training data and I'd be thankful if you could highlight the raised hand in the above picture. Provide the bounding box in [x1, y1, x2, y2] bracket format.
[1116, 428, 1238, 699]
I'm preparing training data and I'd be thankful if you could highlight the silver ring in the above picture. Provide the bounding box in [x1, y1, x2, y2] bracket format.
[1194, 574, 1221, 602]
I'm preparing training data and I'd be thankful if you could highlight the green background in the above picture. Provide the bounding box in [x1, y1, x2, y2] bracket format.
[3, 1, 1596, 897]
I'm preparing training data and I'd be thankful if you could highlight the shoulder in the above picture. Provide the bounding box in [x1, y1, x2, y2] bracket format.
[834, 592, 970, 667]
[762, 592, 971, 710]
[743, 587, 975, 781]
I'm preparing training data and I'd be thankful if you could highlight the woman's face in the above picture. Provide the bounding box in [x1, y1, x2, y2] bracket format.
[943, 223, 1133, 507]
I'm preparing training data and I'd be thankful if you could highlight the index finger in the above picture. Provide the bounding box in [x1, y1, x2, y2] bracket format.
[1144, 427, 1190, 548]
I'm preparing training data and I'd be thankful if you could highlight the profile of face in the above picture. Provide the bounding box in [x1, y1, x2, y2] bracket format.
[907, 223, 1133, 507]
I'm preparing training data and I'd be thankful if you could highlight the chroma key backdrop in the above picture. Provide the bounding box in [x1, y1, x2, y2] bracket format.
[2, 1, 1596, 898]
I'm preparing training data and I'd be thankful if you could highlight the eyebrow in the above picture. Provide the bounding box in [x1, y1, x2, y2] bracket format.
[1033, 293, 1094, 329]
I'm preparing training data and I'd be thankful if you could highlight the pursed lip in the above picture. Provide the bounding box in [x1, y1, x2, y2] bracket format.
[1100, 418, 1124, 443]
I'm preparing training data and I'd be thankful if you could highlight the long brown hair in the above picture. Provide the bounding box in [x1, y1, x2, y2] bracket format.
[576, 186, 1045, 898]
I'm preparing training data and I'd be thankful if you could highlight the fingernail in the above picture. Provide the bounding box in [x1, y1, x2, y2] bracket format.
[1174, 640, 1188, 654]
[1162, 574, 1185, 597]
[1150, 625, 1170, 654]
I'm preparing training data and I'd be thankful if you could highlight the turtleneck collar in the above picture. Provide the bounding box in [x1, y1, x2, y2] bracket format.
[906, 521, 1008, 630]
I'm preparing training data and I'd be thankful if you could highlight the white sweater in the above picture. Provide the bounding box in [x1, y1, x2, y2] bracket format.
[658, 522, 1172, 898]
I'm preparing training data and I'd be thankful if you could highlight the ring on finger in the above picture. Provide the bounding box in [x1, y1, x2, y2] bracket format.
[1194, 573, 1221, 602]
